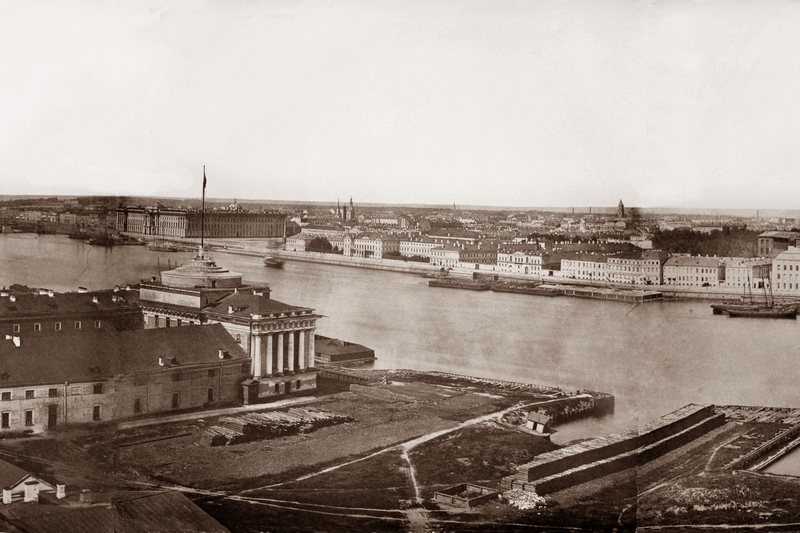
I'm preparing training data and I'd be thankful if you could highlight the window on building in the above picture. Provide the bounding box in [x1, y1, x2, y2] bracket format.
[34, 323, 41, 332]
[25, 390, 34, 399]
[1, 412, 8, 429]
[24, 410, 33, 426]
[48, 388, 58, 398]
[92, 405, 101, 421]
[133, 398, 141, 414]
[207, 388, 214, 403]
[171, 393, 180, 409]
[74, 321, 81, 330]
[55, 322, 62, 331]
[0, 392, 9, 401]
[94, 320, 101, 329]
[93, 384, 103, 394]
[12, 324, 19, 333]
[235, 334, 242, 344]
[208, 369, 218, 378]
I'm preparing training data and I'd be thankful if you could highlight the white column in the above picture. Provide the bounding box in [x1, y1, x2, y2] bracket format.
[253, 335, 262, 378]
[277, 333, 284, 374]
[308, 331, 316, 368]
[265, 334, 273, 376]
[287, 331, 295, 372]
[298, 330, 306, 370]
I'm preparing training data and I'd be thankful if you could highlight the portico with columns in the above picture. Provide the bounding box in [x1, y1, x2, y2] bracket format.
[137, 249, 321, 404]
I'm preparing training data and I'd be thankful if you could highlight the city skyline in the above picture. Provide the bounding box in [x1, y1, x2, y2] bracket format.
[4, 1, 800, 209]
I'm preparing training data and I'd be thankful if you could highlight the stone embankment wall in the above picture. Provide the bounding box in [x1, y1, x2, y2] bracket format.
[727, 421, 800, 471]
[502, 404, 724, 494]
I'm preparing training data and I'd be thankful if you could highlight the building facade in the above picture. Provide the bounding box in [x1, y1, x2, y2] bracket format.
[757, 231, 799, 257]
[0, 288, 142, 340]
[343, 234, 400, 259]
[497, 246, 546, 275]
[663, 257, 724, 287]
[723, 258, 772, 289]
[138, 249, 319, 403]
[772, 246, 800, 294]
[116, 207, 286, 239]
[399, 238, 442, 259]
[0, 324, 249, 433]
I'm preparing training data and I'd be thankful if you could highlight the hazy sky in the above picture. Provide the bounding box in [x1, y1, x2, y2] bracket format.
[2, 0, 800, 208]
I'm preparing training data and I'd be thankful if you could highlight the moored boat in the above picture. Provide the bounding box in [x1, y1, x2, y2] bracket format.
[263, 257, 285, 268]
[148, 241, 180, 252]
[726, 306, 797, 319]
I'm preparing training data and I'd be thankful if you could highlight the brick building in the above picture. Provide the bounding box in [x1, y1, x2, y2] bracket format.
[0, 288, 142, 340]
[0, 324, 248, 433]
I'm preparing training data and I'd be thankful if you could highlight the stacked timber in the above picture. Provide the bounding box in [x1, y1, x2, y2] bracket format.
[200, 408, 354, 446]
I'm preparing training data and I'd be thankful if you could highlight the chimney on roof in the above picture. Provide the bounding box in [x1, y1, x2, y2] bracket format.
[56, 484, 66, 499]
[158, 357, 165, 367]
[2, 489, 11, 504]
[114, 285, 120, 292]
[23, 482, 38, 503]
[218, 349, 227, 359]
[251, 314, 261, 320]
[228, 305, 234, 314]
[9, 295, 15, 302]
[47, 290, 53, 298]
[91, 296, 99, 305]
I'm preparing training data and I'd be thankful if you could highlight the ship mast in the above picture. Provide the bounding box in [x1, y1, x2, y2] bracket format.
[201, 165, 207, 256]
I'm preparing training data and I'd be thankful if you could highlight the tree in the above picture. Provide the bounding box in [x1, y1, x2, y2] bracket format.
[307, 237, 333, 253]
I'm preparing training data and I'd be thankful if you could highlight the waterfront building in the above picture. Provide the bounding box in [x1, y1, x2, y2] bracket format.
[138, 249, 319, 402]
[560, 255, 609, 282]
[606, 251, 667, 285]
[757, 231, 800, 257]
[772, 246, 800, 294]
[399, 238, 443, 259]
[662, 256, 724, 287]
[497, 245, 546, 275]
[457, 244, 498, 267]
[430, 245, 463, 269]
[314, 335, 375, 364]
[723, 258, 772, 289]
[0, 323, 248, 433]
[116, 206, 286, 239]
[343, 233, 400, 259]
[0, 288, 142, 340]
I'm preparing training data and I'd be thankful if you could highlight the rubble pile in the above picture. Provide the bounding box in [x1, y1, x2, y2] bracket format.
[201, 407, 354, 446]
[501, 489, 547, 510]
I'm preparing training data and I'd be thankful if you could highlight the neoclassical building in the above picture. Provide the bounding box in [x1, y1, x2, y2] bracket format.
[138, 248, 319, 403]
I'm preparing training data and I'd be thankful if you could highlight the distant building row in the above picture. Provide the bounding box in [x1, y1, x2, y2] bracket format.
[116, 206, 287, 238]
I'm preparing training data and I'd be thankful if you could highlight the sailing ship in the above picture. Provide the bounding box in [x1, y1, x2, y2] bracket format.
[711, 266, 797, 319]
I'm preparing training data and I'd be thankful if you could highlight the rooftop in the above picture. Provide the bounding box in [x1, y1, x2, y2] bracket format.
[0, 323, 247, 387]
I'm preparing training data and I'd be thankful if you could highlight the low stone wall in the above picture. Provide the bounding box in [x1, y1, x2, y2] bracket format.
[316, 368, 370, 385]
[433, 483, 499, 508]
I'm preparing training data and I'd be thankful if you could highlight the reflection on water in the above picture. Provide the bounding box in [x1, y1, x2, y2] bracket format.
[3, 234, 800, 438]
[763, 446, 800, 476]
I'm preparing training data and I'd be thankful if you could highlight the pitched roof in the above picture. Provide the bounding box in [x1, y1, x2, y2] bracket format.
[0, 460, 30, 490]
[0, 490, 229, 533]
[664, 256, 722, 268]
[527, 412, 552, 425]
[0, 324, 247, 387]
[0, 290, 139, 319]
[204, 292, 311, 318]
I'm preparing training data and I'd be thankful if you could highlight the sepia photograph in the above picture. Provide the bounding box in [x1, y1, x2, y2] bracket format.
[2, 0, 800, 531]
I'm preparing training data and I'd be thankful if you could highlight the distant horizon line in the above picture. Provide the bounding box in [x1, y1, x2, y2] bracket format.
[1, 194, 798, 216]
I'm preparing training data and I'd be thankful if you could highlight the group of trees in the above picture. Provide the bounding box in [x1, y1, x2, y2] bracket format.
[306, 237, 342, 254]
[652, 227, 759, 257]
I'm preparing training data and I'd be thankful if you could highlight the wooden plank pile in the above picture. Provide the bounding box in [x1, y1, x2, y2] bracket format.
[200, 407, 354, 446]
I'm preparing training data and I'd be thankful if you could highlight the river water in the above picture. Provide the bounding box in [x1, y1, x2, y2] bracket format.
[2, 234, 799, 440]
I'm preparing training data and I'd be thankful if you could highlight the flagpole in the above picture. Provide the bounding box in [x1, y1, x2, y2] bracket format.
[201, 165, 206, 253]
